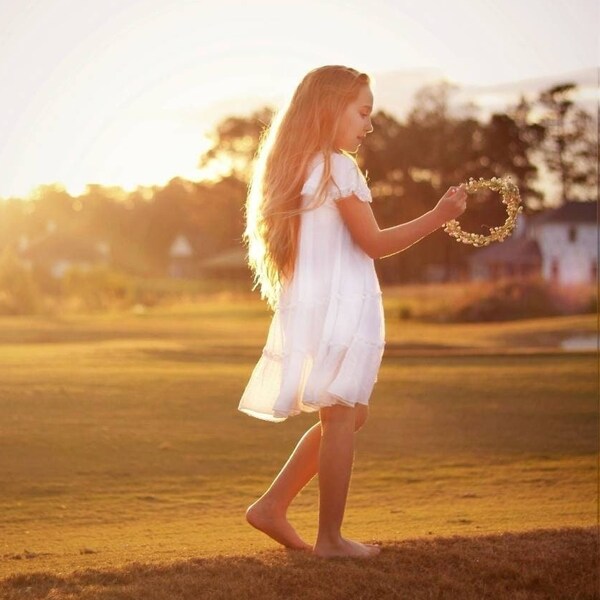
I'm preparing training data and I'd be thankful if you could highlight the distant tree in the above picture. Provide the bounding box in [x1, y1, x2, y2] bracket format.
[198, 106, 274, 182]
[536, 83, 597, 203]
[405, 80, 470, 187]
[198, 176, 247, 248]
[115, 189, 158, 276]
[142, 178, 197, 274]
[0, 246, 40, 314]
[78, 184, 129, 234]
[398, 81, 478, 281]
[28, 184, 76, 237]
[503, 95, 547, 210]
[0, 198, 29, 250]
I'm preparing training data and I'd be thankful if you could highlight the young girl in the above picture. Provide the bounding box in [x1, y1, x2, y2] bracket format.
[238, 65, 467, 559]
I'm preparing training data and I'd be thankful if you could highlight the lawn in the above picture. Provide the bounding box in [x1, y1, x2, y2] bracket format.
[0, 296, 597, 598]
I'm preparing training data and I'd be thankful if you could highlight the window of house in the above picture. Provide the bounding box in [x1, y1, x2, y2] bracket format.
[568, 226, 577, 243]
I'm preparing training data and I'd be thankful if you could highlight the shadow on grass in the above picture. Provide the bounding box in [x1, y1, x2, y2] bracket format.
[1, 526, 597, 600]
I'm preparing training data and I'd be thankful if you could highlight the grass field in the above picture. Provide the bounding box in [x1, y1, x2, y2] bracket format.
[0, 294, 597, 598]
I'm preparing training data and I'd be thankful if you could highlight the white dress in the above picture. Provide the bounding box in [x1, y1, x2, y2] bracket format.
[238, 151, 386, 422]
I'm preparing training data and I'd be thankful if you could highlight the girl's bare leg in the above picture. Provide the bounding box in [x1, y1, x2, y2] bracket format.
[313, 405, 380, 558]
[245, 404, 378, 554]
[245, 422, 321, 550]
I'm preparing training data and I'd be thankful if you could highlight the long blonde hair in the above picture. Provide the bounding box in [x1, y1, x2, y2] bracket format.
[243, 65, 371, 311]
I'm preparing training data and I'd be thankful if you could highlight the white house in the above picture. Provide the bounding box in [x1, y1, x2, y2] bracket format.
[468, 200, 597, 286]
[528, 202, 598, 285]
[168, 233, 196, 278]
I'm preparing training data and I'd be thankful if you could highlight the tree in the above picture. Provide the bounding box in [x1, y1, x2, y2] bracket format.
[397, 81, 493, 282]
[0, 198, 29, 250]
[198, 106, 274, 183]
[28, 184, 76, 237]
[0, 246, 40, 314]
[504, 95, 547, 210]
[537, 83, 597, 203]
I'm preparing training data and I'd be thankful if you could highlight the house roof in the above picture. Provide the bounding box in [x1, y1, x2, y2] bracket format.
[168, 227, 218, 257]
[529, 200, 597, 225]
[171, 229, 201, 254]
[468, 235, 542, 265]
[169, 234, 195, 257]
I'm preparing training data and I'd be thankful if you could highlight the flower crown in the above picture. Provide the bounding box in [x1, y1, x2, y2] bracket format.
[443, 177, 524, 247]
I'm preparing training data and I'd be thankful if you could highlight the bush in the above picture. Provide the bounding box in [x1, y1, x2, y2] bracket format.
[61, 265, 135, 312]
[59, 268, 250, 313]
[550, 281, 598, 316]
[128, 276, 251, 307]
[0, 246, 41, 315]
[446, 277, 573, 322]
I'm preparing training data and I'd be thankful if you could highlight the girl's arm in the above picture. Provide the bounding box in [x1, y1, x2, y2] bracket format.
[336, 186, 468, 260]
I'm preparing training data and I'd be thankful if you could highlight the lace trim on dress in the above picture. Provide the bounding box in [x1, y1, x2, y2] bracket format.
[261, 334, 386, 361]
[300, 153, 373, 203]
[278, 290, 382, 311]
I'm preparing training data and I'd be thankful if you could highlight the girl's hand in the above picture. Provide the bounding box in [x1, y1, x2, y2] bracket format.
[433, 184, 468, 224]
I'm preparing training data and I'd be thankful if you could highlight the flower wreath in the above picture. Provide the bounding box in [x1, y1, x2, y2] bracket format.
[443, 177, 524, 247]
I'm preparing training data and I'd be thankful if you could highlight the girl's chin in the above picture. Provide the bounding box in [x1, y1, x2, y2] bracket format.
[336, 142, 360, 154]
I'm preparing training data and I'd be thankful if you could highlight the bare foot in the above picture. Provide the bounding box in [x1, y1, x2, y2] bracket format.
[313, 537, 381, 558]
[245, 498, 312, 551]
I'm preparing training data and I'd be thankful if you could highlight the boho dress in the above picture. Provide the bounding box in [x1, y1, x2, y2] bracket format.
[238, 151, 386, 422]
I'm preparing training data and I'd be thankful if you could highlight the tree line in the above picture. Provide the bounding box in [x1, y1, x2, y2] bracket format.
[0, 80, 595, 285]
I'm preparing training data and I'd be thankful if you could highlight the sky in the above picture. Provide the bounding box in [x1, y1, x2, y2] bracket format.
[0, 0, 598, 199]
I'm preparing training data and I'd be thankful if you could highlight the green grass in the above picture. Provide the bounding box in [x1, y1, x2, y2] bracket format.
[0, 296, 597, 598]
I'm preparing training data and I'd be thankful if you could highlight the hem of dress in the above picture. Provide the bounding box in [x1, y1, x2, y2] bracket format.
[238, 407, 291, 423]
[239, 392, 370, 423]
[302, 391, 370, 412]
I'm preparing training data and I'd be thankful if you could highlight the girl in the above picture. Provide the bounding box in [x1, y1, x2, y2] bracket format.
[238, 65, 467, 559]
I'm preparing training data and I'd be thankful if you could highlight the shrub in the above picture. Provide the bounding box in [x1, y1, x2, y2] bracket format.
[61, 265, 135, 312]
[549, 281, 598, 316]
[0, 246, 41, 315]
[447, 277, 567, 322]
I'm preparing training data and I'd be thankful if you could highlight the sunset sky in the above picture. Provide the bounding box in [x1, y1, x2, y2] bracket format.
[1, 0, 598, 199]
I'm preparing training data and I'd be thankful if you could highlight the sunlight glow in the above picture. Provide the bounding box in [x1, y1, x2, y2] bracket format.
[0, 0, 596, 199]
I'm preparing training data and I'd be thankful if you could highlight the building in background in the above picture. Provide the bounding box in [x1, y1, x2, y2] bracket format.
[468, 201, 597, 285]
[168, 232, 198, 278]
[18, 224, 111, 280]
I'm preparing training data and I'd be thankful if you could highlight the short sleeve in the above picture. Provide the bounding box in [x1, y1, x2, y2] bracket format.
[301, 153, 372, 203]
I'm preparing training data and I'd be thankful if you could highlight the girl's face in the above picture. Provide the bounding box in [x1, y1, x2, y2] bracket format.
[334, 84, 374, 153]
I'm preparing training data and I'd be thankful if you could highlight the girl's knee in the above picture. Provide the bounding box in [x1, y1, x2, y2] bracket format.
[318, 403, 368, 432]
[319, 404, 354, 429]
[354, 404, 369, 432]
